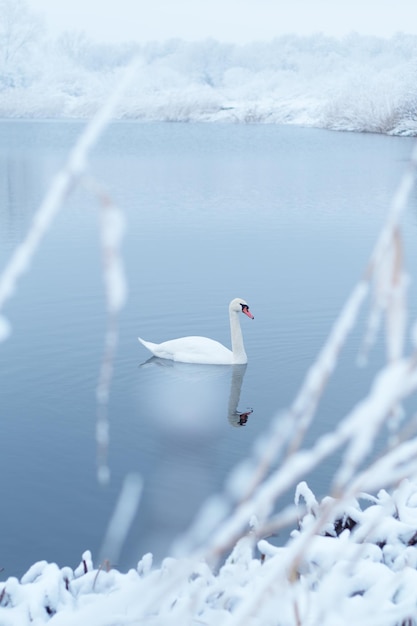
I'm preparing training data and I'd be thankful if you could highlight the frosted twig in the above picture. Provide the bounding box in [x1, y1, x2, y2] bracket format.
[0, 58, 140, 483]
[359, 227, 408, 366]
[196, 356, 417, 562]
[333, 357, 417, 491]
[96, 314, 119, 485]
[231, 141, 417, 503]
[99, 473, 143, 566]
[252, 504, 305, 542]
[0, 56, 141, 341]
[84, 176, 128, 483]
[230, 281, 369, 510]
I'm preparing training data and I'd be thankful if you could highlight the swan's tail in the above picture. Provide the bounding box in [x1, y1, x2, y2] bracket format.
[138, 337, 158, 354]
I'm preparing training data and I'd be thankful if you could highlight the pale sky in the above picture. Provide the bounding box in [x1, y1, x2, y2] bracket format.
[27, 0, 417, 44]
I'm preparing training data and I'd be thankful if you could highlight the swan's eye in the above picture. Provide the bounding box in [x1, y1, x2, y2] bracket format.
[241, 303, 249, 311]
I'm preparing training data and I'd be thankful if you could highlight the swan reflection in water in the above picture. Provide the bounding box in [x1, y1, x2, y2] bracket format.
[140, 358, 253, 432]
[133, 359, 253, 562]
[226, 364, 253, 427]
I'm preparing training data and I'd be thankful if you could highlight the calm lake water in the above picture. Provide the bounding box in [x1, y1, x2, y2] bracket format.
[0, 121, 416, 577]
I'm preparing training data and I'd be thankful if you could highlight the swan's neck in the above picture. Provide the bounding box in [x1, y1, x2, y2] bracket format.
[229, 309, 247, 364]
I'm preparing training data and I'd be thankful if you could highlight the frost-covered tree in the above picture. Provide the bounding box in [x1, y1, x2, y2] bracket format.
[56, 29, 91, 66]
[56, 30, 139, 72]
[165, 39, 234, 87]
[0, 0, 44, 88]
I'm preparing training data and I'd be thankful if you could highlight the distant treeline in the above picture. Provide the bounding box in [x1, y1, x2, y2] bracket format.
[1, 0, 417, 134]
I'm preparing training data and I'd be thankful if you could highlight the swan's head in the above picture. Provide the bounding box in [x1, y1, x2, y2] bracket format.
[230, 298, 254, 319]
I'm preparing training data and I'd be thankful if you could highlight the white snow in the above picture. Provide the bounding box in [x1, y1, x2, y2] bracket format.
[5, 483, 417, 626]
[1, 26, 417, 134]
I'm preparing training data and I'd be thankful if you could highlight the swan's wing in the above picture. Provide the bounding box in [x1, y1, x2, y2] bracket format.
[138, 336, 233, 364]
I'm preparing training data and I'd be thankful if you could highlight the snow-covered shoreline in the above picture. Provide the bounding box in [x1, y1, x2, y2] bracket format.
[2, 24, 417, 135]
[3, 481, 417, 625]
[2, 88, 417, 137]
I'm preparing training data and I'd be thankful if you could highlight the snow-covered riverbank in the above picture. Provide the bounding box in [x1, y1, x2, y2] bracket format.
[3, 480, 417, 625]
[2, 31, 417, 135]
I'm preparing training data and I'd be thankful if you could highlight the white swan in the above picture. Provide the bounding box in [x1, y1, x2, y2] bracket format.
[138, 298, 254, 365]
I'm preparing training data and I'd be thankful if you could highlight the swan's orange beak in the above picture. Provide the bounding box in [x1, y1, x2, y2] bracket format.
[243, 307, 254, 319]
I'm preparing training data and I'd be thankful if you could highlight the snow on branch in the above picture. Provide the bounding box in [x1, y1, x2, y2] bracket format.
[164, 139, 417, 611]
[0, 57, 141, 485]
[0, 57, 141, 339]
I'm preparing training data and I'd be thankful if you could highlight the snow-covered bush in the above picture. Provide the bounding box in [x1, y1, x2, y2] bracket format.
[1, 6, 417, 135]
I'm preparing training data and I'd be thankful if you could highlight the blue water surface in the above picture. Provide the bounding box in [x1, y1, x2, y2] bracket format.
[0, 121, 416, 575]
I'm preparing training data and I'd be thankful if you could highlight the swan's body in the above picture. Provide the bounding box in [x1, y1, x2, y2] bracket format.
[138, 298, 254, 365]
